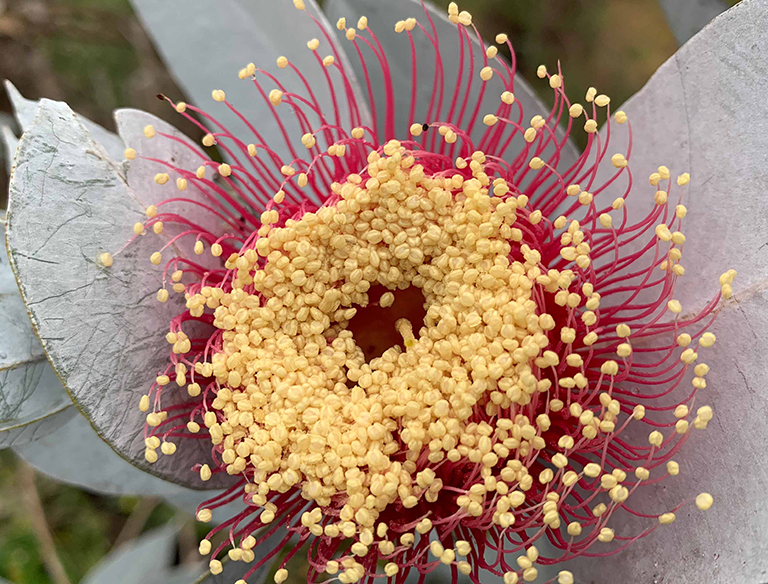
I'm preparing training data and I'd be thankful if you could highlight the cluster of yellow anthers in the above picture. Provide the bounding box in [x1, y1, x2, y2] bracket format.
[186, 143, 565, 524]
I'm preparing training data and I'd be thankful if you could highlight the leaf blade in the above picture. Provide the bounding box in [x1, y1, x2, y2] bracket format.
[563, 2, 768, 581]
[658, 0, 729, 45]
[6, 99, 227, 488]
[0, 220, 73, 449]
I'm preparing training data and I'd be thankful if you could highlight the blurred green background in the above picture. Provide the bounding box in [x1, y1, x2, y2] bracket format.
[0, 0, 729, 582]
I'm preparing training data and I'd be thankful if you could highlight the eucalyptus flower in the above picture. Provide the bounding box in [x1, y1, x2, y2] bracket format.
[3, 1, 767, 583]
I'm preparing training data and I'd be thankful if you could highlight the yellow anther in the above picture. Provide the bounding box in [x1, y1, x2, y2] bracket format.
[269, 89, 283, 106]
[302, 133, 316, 148]
[503, 572, 519, 584]
[597, 527, 614, 542]
[659, 512, 676, 525]
[457, 10, 472, 25]
[595, 94, 610, 107]
[648, 430, 663, 447]
[212, 89, 226, 102]
[667, 299, 682, 313]
[143, 125, 156, 138]
[124, 147, 137, 160]
[569, 103, 583, 117]
[524, 128, 537, 143]
[611, 153, 627, 168]
[160, 441, 176, 455]
[696, 493, 714, 510]
[197, 508, 212, 523]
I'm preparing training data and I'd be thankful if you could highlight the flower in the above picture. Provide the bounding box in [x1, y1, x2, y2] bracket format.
[122, 2, 731, 583]
[5, 1, 768, 583]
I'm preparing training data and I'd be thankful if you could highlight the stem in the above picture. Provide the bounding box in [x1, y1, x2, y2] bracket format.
[112, 497, 160, 550]
[19, 462, 71, 584]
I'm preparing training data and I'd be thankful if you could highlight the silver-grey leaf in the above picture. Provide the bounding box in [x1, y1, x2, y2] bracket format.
[80, 525, 179, 584]
[658, 0, 729, 45]
[4, 81, 125, 161]
[1, 116, 18, 173]
[0, 364, 75, 449]
[81, 116, 128, 163]
[17, 411, 196, 496]
[114, 108, 230, 237]
[6, 98, 228, 488]
[0, 220, 73, 449]
[5, 80, 39, 132]
[561, 1, 768, 582]
[163, 565, 209, 584]
[15, 409, 241, 520]
[323, 0, 579, 166]
[128, 0, 370, 166]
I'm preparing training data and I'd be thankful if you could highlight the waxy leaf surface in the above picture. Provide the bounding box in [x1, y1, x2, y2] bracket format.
[0, 221, 73, 449]
[565, 2, 768, 582]
[6, 99, 230, 488]
[659, 0, 728, 44]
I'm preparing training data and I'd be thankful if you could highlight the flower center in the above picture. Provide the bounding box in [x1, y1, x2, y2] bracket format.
[346, 285, 427, 361]
[184, 140, 584, 541]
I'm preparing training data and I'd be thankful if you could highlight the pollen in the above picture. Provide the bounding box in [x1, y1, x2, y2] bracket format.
[171, 144, 606, 542]
[99, 252, 113, 267]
